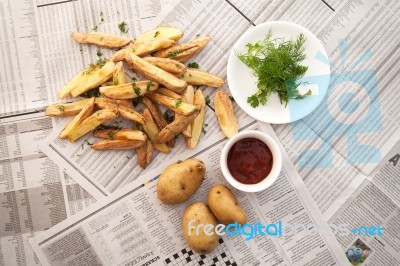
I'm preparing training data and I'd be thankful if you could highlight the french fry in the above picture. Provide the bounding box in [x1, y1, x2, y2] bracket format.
[59, 97, 96, 139]
[146, 92, 196, 115]
[46, 99, 91, 116]
[93, 129, 147, 141]
[99, 80, 158, 99]
[156, 87, 182, 99]
[186, 90, 205, 148]
[111, 39, 175, 61]
[118, 106, 145, 124]
[96, 101, 118, 110]
[142, 97, 167, 129]
[181, 68, 224, 87]
[70, 61, 115, 97]
[143, 57, 187, 75]
[125, 53, 187, 93]
[116, 99, 134, 109]
[145, 141, 155, 163]
[112, 61, 128, 85]
[136, 140, 155, 168]
[135, 26, 183, 43]
[153, 43, 198, 59]
[58, 65, 99, 98]
[214, 91, 238, 139]
[174, 36, 211, 62]
[92, 139, 145, 150]
[142, 109, 170, 153]
[156, 107, 200, 143]
[72, 32, 131, 48]
[180, 85, 195, 137]
[67, 108, 118, 142]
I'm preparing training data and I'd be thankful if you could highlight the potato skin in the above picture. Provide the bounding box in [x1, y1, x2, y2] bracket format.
[183, 202, 219, 254]
[207, 184, 247, 225]
[157, 159, 206, 204]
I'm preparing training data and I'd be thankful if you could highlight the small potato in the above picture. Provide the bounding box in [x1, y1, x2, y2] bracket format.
[183, 202, 219, 254]
[157, 159, 205, 204]
[207, 184, 247, 225]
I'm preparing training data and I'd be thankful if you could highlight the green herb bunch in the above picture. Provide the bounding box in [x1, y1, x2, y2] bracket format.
[237, 30, 310, 107]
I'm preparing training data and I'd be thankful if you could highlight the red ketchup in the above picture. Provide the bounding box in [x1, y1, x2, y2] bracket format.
[227, 138, 273, 184]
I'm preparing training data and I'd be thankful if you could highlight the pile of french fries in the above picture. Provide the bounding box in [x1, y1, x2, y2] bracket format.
[46, 26, 238, 168]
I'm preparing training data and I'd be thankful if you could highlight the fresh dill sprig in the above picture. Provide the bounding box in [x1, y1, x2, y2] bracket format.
[237, 30, 309, 107]
[118, 21, 129, 33]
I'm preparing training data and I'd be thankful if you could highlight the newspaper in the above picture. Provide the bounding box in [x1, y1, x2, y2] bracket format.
[30, 123, 350, 266]
[0, 112, 96, 266]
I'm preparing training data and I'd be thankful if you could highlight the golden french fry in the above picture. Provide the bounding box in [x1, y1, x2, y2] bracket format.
[96, 101, 118, 110]
[59, 98, 96, 139]
[70, 61, 115, 97]
[135, 26, 183, 43]
[67, 108, 118, 142]
[156, 107, 200, 143]
[118, 106, 145, 124]
[72, 32, 131, 48]
[136, 141, 147, 168]
[157, 87, 182, 99]
[111, 39, 175, 61]
[181, 68, 224, 87]
[92, 139, 145, 150]
[145, 141, 155, 163]
[99, 80, 158, 99]
[58, 65, 99, 98]
[143, 57, 187, 75]
[146, 92, 196, 115]
[175, 36, 211, 63]
[186, 90, 205, 148]
[116, 99, 134, 109]
[93, 129, 147, 141]
[180, 85, 195, 137]
[125, 53, 187, 93]
[153, 43, 198, 59]
[112, 61, 128, 85]
[142, 109, 170, 153]
[214, 91, 238, 139]
[142, 97, 167, 130]
[46, 99, 91, 116]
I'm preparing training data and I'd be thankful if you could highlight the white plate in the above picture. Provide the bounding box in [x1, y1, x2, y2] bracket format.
[227, 21, 330, 124]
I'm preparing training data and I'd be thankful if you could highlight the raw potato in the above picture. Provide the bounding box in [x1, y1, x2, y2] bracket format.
[126, 53, 187, 93]
[185, 90, 205, 149]
[214, 91, 238, 138]
[181, 68, 224, 87]
[157, 159, 205, 204]
[59, 97, 95, 139]
[183, 202, 219, 254]
[135, 26, 183, 43]
[207, 184, 247, 225]
[72, 32, 131, 48]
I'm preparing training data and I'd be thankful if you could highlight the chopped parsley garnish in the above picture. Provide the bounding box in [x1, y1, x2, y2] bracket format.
[96, 58, 107, 68]
[83, 63, 96, 75]
[97, 124, 122, 130]
[188, 62, 199, 68]
[81, 88, 100, 98]
[107, 131, 115, 140]
[163, 110, 174, 123]
[113, 74, 119, 85]
[237, 30, 309, 107]
[118, 21, 129, 33]
[205, 96, 211, 105]
[202, 123, 208, 134]
[96, 50, 103, 57]
[167, 49, 182, 58]
[154, 31, 160, 38]
[100, 11, 104, 22]
[132, 80, 141, 97]
[58, 105, 65, 112]
[175, 99, 183, 108]
[84, 140, 93, 146]
[146, 81, 154, 91]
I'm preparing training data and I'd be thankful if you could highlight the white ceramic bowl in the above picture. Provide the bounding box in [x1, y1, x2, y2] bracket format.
[220, 130, 282, 193]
